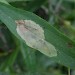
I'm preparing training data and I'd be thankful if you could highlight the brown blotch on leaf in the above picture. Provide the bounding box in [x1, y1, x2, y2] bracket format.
[15, 20, 25, 26]
[67, 42, 73, 48]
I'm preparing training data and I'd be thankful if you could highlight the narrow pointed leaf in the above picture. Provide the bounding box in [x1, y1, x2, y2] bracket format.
[0, 3, 75, 69]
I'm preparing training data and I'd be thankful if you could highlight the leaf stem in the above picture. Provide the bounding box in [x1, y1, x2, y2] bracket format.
[68, 68, 71, 75]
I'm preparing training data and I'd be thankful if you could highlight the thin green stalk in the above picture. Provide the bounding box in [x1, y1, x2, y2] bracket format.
[68, 68, 71, 75]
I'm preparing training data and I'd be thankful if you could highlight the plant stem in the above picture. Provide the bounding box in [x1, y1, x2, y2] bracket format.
[68, 68, 71, 75]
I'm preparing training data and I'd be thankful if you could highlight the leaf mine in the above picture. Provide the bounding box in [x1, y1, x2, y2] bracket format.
[15, 20, 57, 57]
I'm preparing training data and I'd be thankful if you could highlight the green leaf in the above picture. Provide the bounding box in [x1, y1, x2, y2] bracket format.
[64, 0, 75, 2]
[0, 36, 20, 71]
[0, 3, 75, 69]
[20, 41, 37, 72]
[10, 0, 46, 12]
[0, 0, 9, 4]
[24, 0, 47, 12]
[6, 0, 34, 2]
[0, 47, 19, 71]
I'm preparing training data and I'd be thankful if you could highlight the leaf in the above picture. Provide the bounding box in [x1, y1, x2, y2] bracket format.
[10, 0, 47, 12]
[0, 47, 19, 71]
[0, 0, 9, 4]
[64, 0, 75, 2]
[24, 0, 47, 12]
[20, 41, 37, 72]
[0, 36, 20, 71]
[6, 0, 34, 2]
[0, 3, 75, 69]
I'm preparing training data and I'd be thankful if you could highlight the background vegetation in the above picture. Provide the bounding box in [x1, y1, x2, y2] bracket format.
[0, 0, 75, 75]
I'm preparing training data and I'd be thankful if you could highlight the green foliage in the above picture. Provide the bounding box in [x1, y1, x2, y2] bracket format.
[0, 0, 75, 75]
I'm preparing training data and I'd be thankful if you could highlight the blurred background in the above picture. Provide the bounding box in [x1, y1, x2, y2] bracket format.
[0, 0, 75, 75]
